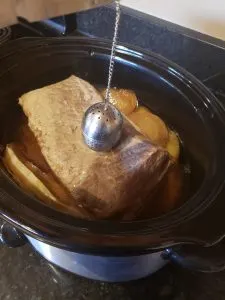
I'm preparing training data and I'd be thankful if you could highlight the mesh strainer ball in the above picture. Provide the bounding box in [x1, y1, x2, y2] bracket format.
[82, 102, 123, 152]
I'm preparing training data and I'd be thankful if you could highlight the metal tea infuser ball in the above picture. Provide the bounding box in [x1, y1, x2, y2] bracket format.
[82, 0, 123, 152]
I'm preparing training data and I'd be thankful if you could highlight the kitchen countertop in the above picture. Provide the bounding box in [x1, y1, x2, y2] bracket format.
[0, 242, 225, 300]
[76, 5, 225, 81]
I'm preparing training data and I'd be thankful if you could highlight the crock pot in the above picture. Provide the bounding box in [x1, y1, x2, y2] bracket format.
[0, 37, 225, 282]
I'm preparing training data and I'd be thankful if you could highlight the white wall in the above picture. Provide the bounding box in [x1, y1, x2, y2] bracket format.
[121, 0, 225, 41]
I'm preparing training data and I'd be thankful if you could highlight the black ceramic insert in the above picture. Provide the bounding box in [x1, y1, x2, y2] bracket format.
[0, 38, 224, 255]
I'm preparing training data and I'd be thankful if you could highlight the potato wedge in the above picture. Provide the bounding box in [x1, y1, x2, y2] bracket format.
[3, 144, 56, 203]
[160, 164, 182, 213]
[166, 130, 180, 160]
[101, 88, 138, 115]
[3, 144, 91, 219]
[128, 106, 169, 147]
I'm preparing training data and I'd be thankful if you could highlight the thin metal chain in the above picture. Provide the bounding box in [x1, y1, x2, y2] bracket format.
[105, 0, 121, 104]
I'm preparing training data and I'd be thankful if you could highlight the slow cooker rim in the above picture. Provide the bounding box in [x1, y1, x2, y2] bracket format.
[0, 37, 224, 241]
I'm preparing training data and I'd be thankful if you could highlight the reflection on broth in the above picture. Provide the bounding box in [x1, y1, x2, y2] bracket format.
[2, 76, 190, 220]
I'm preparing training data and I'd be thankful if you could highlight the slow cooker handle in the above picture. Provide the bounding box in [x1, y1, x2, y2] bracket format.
[163, 241, 225, 272]
[0, 223, 27, 248]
